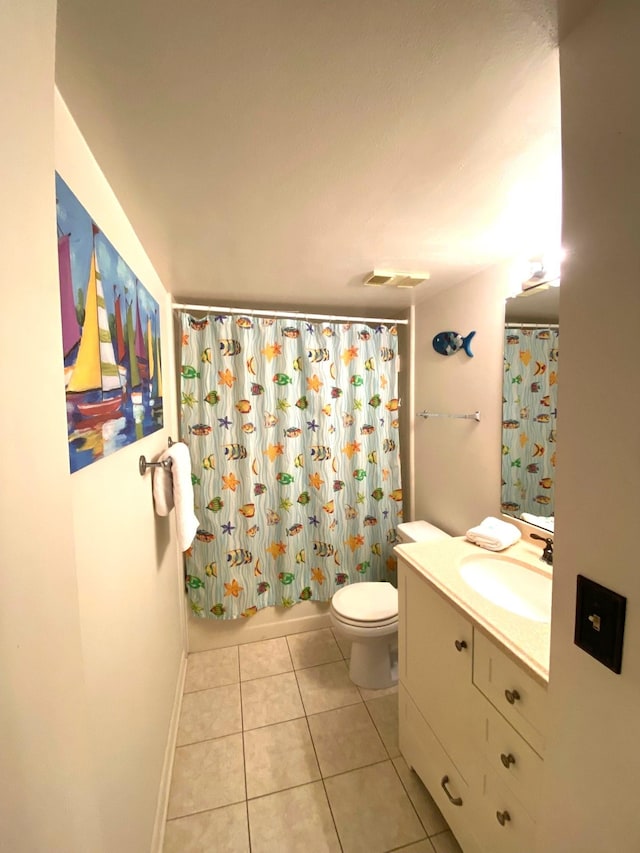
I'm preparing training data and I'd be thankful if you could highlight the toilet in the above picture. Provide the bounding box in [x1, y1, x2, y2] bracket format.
[329, 520, 451, 689]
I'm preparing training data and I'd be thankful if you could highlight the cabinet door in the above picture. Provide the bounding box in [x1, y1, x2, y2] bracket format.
[399, 561, 478, 782]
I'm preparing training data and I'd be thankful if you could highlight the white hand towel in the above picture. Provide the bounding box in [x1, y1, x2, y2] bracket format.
[152, 443, 200, 551]
[465, 516, 521, 551]
[521, 513, 555, 534]
[152, 457, 174, 516]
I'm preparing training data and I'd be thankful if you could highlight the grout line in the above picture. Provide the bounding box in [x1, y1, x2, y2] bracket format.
[241, 711, 307, 734]
[238, 658, 253, 853]
[165, 797, 248, 823]
[390, 756, 446, 841]
[245, 798, 252, 853]
[292, 664, 344, 853]
[361, 700, 393, 760]
[319, 756, 392, 783]
[385, 838, 435, 853]
[181, 679, 241, 695]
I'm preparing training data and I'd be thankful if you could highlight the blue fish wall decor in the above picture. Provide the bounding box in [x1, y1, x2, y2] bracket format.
[432, 330, 476, 358]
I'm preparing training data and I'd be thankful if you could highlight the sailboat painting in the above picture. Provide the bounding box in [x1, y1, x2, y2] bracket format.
[56, 172, 163, 473]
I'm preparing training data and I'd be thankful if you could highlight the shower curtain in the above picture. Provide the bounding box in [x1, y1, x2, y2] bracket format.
[502, 325, 558, 518]
[179, 313, 403, 619]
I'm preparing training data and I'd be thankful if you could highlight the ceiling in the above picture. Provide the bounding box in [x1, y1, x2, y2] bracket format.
[55, 0, 562, 316]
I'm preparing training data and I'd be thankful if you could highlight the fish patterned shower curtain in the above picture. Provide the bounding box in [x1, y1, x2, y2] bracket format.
[501, 326, 558, 518]
[179, 313, 403, 619]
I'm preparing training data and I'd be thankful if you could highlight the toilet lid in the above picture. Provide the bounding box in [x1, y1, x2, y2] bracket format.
[332, 582, 398, 622]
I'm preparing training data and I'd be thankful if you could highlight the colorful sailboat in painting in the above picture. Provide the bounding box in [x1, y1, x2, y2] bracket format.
[65, 225, 124, 419]
[112, 284, 128, 390]
[134, 283, 149, 383]
[124, 288, 143, 405]
[150, 307, 164, 419]
[58, 230, 81, 386]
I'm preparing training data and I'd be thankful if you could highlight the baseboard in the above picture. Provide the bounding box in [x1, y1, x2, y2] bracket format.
[188, 601, 332, 652]
[150, 650, 187, 853]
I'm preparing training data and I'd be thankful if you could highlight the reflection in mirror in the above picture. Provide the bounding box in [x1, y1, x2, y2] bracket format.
[502, 284, 559, 533]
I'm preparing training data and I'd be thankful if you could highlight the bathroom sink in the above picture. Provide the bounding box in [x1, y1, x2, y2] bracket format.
[458, 555, 551, 623]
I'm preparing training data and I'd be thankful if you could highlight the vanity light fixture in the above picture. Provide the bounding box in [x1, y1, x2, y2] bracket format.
[522, 249, 564, 291]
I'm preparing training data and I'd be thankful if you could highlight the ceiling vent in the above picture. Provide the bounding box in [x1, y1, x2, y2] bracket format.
[363, 270, 430, 289]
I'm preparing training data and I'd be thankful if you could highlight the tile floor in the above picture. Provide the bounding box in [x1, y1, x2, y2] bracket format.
[163, 628, 463, 853]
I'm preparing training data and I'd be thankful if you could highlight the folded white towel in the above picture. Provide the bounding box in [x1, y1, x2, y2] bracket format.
[521, 513, 555, 533]
[465, 516, 521, 551]
[153, 443, 199, 552]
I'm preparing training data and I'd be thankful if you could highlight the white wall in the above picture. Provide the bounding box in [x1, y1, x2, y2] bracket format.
[55, 92, 186, 852]
[411, 263, 511, 535]
[0, 4, 103, 850]
[539, 3, 640, 850]
[0, 7, 186, 846]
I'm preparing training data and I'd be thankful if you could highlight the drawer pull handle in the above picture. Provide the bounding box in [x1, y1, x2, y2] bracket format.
[500, 752, 516, 769]
[440, 775, 463, 807]
[496, 810, 511, 826]
[454, 639, 467, 652]
[504, 688, 521, 705]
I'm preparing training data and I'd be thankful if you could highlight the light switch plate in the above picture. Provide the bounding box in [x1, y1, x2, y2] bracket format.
[574, 575, 626, 674]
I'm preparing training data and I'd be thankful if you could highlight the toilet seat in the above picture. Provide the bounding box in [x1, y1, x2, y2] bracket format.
[331, 582, 398, 625]
[331, 611, 398, 629]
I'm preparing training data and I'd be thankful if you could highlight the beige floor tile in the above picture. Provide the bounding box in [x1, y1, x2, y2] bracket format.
[358, 682, 398, 701]
[392, 757, 448, 837]
[331, 627, 351, 659]
[239, 636, 293, 681]
[324, 761, 425, 853]
[244, 717, 320, 798]
[241, 671, 304, 730]
[366, 692, 400, 758]
[163, 802, 249, 852]
[307, 703, 387, 777]
[167, 734, 245, 819]
[248, 781, 340, 853]
[184, 647, 239, 693]
[295, 660, 362, 715]
[177, 684, 242, 746]
[430, 830, 463, 853]
[287, 628, 343, 669]
[388, 841, 435, 853]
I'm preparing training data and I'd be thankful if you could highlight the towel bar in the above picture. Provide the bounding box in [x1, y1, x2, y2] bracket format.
[417, 411, 480, 421]
[139, 437, 176, 475]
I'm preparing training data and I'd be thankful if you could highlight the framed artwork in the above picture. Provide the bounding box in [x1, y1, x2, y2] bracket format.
[56, 172, 163, 473]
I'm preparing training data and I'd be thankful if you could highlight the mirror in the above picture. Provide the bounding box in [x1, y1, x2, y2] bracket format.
[501, 284, 559, 533]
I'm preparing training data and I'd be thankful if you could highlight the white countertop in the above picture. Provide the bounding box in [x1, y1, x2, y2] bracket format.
[395, 537, 551, 685]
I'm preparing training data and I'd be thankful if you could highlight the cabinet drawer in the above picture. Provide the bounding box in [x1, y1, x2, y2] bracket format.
[399, 684, 483, 853]
[473, 629, 547, 756]
[475, 768, 538, 853]
[478, 700, 543, 814]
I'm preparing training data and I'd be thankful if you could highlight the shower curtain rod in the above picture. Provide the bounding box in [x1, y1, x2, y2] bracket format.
[505, 322, 559, 329]
[172, 302, 409, 326]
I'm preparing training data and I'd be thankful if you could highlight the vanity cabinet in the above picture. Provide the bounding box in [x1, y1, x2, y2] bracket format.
[398, 557, 548, 853]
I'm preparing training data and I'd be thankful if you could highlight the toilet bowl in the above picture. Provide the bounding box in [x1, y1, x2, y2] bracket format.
[329, 521, 451, 689]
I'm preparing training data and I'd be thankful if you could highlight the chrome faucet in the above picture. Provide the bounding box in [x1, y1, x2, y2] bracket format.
[530, 533, 553, 565]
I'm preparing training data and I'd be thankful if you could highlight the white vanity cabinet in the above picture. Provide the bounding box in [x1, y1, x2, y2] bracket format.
[398, 556, 548, 853]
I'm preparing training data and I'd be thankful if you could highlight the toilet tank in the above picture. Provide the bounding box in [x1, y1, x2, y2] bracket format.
[396, 520, 451, 544]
